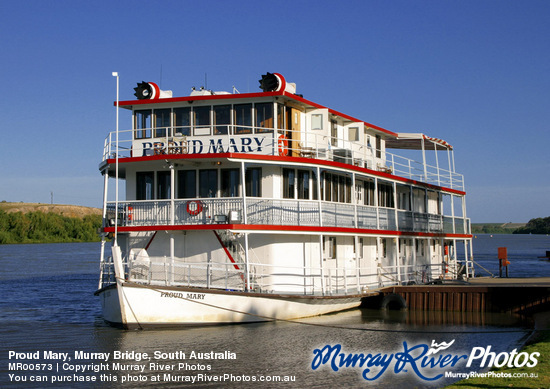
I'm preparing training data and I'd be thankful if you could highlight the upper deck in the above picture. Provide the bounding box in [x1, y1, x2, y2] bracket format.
[101, 73, 464, 192]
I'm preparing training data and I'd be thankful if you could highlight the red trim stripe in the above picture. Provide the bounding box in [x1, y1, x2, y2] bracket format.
[104, 224, 472, 239]
[116, 91, 284, 107]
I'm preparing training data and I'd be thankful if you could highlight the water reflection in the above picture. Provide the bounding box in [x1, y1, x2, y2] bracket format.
[84, 307, 532, 388]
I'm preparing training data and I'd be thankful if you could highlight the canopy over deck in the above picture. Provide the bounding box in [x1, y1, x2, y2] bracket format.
[386, 133, 453, 150]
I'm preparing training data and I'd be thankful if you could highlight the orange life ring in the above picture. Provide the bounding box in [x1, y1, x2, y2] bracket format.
[278, 134, 288, 156]
[186, 200, 203, 216]
[128, 206, 133, 221]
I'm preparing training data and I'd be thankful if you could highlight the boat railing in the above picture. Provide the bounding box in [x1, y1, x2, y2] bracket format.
[102, 253, 458, 294]
[102, 125, 464, 191]
[376, 261, 462, 286]
[105, 198, 470, 234]
[99, 255, 116, 288]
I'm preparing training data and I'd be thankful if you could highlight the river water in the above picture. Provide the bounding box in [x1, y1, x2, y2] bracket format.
[1, 234, 549, 388]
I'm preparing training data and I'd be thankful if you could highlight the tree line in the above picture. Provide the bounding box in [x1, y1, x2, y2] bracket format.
[472, 217, 550, 235]
[0, 210, 103, 244]
[513, 217, 550, 235]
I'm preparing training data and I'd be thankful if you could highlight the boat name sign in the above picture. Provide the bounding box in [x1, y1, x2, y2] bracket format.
[134, 134, 274, 157]
[160, 292, 206, 300]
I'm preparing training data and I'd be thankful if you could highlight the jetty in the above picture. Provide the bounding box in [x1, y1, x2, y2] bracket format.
[363, 277, 550, 315]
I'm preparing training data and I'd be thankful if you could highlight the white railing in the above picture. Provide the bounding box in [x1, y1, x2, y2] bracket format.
[102, 125, 465, 191]
[100, 254, 459, 293]
[247, 198, 320, 226]
[106, 198, 470, 235]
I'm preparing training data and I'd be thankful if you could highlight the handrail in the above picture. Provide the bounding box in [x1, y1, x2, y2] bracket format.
[102, 125, 465, 191]
[100, 253, 457, 293]
[105, 197, 471, 234]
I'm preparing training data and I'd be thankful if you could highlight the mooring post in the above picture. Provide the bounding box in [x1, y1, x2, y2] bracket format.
[498, 247, 509, 278]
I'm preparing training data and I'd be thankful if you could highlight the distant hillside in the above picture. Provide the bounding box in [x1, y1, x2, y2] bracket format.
[471, 222, 527, 234]
[0, 202, 103, 244]
[0, 202, 101, 218]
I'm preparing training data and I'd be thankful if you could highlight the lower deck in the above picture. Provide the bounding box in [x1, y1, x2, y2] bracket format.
[99, 229, 473, 296]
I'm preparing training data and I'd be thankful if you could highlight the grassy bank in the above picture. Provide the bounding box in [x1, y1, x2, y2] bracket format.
[0, 203, 103, 244]
[446, 315, 550, 389]
[471, 223, 525, 234]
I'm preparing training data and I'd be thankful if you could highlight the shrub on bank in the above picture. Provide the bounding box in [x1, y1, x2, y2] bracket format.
[0, 210, 102, 244]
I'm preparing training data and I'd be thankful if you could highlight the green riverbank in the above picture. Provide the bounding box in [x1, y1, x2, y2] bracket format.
[446, 312, 550, 388]
[0, 203, 102, 244]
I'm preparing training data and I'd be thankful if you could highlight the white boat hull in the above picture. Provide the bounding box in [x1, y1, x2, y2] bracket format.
[96, 282, 363, 329]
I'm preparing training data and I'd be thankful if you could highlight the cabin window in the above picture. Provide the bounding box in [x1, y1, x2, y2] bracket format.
[358, 237, 365, 258]
[311, 114, 323, 130]
[330, 120, 338, 146]
[282, 169, 312, 200]
[355, 182, 363, 204]
[255, 103, 273, 132]
[348, 126, 359, 141]
[282, 168, 295, 199]
[174, 107, 191, 136]
[397, 185, 411, 210]
[321, 172, 351, 203]
[312, 171, 318, 200]
[136, 172, 154, 200]
[323, 236, 337, 259]
[245, 168, 262, 197]
[338, 176, 346, 203]
[321, 172, 334, 201]
[221, 169, 240, 197]
[234, 104, 252, 134]
[331, 174, 339, 202]
[157, 171, 171, 199]
[213, 105, 231, 135]
[193, 106, 211, 135]
[134, 110, 152, 139]
[338, 176, 352, 203]
[413, 188, 426, 213]
[199, 169, 218, 198]
[154, 109, 171, 138]
[321, 172, 331, 201]
[378, 182, 394, 208]
[297, 170, 310, 200]
[364, 180, 375, 206]
[277, 104, 285, 129]
[376, 135, 381, 158]
[427, 190, 440, 214]
[416, 239, 425, 256]
[177, 170, 196, 198]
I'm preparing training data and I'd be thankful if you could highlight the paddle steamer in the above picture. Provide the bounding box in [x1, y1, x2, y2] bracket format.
[96, 72, 473, 328]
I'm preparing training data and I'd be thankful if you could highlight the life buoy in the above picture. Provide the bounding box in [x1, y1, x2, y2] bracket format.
[278, 134, 288, 156]
[186, 200, 203, 216]
[127, 206, 133, 221]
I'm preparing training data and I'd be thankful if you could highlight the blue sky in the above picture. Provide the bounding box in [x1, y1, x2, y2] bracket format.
[1, 0, 548, 222]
